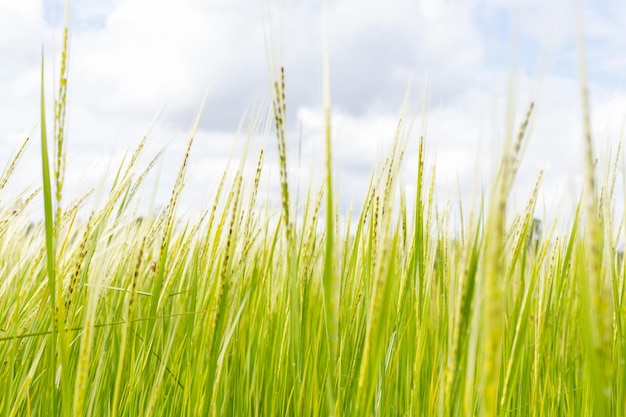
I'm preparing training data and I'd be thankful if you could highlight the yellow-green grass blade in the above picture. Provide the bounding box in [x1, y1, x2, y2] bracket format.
[40, 51, 62, 415]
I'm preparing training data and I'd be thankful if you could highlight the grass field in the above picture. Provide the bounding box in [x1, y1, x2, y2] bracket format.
[1, 17, 626, 417]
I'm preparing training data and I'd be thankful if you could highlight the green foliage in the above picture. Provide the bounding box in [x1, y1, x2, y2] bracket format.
[1, 16, 625, 417]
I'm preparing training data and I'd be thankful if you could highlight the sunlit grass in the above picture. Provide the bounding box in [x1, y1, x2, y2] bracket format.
[1, 14, 626, 417]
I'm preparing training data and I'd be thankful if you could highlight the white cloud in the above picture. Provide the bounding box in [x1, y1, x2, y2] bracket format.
[0, 0, 624, 225]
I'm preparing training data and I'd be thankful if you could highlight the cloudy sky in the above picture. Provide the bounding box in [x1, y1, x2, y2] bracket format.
[1, 0, 625, 227]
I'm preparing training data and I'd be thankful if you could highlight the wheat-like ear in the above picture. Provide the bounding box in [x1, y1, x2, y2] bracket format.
[272, 67, 292, 241]
[482, 99, 535, 417]
[150, 97, 205, 321]
[54, 25, 70, 224]
[0, 137, 30, 202]
[508, 102, 534, 190]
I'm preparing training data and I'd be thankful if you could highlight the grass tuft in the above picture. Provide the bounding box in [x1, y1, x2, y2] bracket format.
[2, 10, 626, 417]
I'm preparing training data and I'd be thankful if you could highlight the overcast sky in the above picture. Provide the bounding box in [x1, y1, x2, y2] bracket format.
[1, 0, 626, 228]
